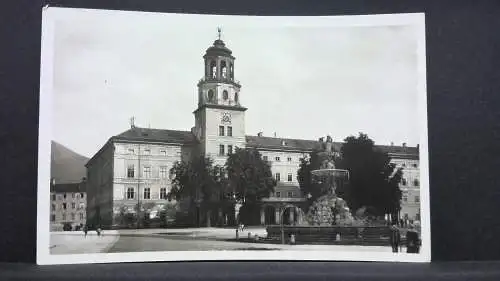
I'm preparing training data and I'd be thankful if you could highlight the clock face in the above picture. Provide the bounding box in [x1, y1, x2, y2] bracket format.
[221, 112, 231, 124]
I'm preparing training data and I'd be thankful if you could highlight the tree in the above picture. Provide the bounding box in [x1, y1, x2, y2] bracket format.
[297, 148, 342, 208]
[168, 155, 223, 226]
[225, 147, 276, 224]
[336, 133, 403, 218]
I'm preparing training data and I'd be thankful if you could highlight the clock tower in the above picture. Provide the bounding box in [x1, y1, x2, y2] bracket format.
[193, 28, 247, 165]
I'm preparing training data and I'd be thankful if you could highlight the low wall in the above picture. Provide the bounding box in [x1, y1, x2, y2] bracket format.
[265, 225, 392, 245]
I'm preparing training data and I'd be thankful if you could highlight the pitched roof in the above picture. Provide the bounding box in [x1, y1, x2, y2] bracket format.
[245, 135, 418, 156]
[112, 127, 197, 145]
[51, 182, 86, 193]
[110, 128, 418, 157]
[376, 144, 419, 155]
[246, 135, 329, 152]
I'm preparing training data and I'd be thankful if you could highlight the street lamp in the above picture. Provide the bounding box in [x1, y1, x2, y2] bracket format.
[195, 198, 202, 227]
[136, 143, 141, 229]
[280, 207, 289, 245]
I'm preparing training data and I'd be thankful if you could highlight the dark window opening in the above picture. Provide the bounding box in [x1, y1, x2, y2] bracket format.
[127, 188, 135, 199]
[208, 89, 215, 103]
[127, 165, 135, 178]
[221, 61, 227, 79]
[210, 60, 216, 79]
[160, 188, 167, 199]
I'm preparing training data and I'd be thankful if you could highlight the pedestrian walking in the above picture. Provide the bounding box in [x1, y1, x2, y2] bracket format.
[83, 225, 88, 238]
[96, 226, 102, 237]
[389, 224, 401, 253]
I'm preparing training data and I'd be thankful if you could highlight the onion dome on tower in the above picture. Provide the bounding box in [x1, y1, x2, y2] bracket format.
[201, 27, 238, 85]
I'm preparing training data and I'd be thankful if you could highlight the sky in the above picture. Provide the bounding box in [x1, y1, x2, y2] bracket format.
[49, 10, 425, 158]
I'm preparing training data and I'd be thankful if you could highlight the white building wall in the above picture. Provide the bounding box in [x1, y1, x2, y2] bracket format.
[391, 157, 421, 220]
[112, 142, 185, 215]
[258, 150, 307, 186]
[203, 107, 246, 166]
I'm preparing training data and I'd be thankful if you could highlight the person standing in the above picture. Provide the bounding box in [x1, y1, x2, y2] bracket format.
[83, 224, 88, 238]
[406, 224, 420, 253]
[389, 224, 401, 253]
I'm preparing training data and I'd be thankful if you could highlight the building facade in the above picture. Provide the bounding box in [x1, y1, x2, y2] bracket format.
[86, 35, 420, 228]
[50, 180, 87, 231]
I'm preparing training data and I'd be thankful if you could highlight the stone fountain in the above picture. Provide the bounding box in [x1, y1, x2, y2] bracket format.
[306, 135, 353, 226]
[264, 135, 392, 245]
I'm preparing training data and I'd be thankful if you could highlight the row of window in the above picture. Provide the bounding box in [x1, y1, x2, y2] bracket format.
[51, 212, 85, 222]
[207, 89, 239, 103]
[399, 162, 418, 168]
[401, 178, 420, 187]
[218, 144, 234, 156]
[219, 126, 233, 137]
[274, 191, 298, 198]
[402, 195, 420, 203]
[52, 202, 85, 211]
[208, 60, 234, 80]
[51, 193, 85, 201]
[263, 155, 294, 162]
[125, 187, 168, 200]
[126, 147, 181, 157]
[275, 173, 295, 182]
[127, 165, 169, 179]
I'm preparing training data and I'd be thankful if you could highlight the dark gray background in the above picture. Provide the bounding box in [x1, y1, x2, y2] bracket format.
[1, 0, 500, 279]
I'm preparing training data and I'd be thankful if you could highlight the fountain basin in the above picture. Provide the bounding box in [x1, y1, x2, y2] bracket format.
[311, 168, 349, 178]
[265, 225, 392, 246]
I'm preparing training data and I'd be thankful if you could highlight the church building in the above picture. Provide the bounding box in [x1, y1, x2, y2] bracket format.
[85, 32, 420, 228]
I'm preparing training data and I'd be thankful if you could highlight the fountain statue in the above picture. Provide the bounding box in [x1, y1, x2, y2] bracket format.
[305, 135, 355, 226]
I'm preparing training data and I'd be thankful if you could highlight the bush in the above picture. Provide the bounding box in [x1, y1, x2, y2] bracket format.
[174, 211, 194, 227]
[62, 222, 72, 231]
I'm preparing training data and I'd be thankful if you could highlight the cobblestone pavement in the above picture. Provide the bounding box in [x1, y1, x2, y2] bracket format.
[50, 231, 119, 255]
[50, 228, 399, 254]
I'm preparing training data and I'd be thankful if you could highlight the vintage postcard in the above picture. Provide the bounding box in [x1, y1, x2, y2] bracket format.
[37, 7, 430, 264]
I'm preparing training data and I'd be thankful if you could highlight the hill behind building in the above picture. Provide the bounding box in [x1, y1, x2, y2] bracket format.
[51, 141, 89, 184]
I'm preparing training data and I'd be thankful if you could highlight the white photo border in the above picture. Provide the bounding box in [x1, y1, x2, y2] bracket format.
[37, 7, 430, 265]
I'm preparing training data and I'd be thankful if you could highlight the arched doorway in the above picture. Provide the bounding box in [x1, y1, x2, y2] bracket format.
[264, 205, 276, 225]
[282, 206, 299, 225]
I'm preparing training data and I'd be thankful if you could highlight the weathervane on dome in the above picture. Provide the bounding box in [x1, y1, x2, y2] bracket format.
[217, 27, 222, 40]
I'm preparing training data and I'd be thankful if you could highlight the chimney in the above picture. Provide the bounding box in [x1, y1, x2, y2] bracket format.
[390, 142, 394, 146]
[257, 132, 263, 137]
[402, 142, 407, 147]
[273, 132, 277, 138]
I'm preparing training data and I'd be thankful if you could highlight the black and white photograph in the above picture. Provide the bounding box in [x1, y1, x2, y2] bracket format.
[37, 7, 430, 264]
